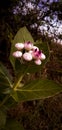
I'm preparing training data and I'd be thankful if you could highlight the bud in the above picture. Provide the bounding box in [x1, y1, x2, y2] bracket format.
[40, 53, 46, 60]
[23, 52, 32, 61]
[13, 51, 22, 58]
[34, 59, 42, 65]
[32, 49, 42, 59]
[32, 46, 39, 51]
[24, 41, 33, 50]
[15, 43, 24, 50]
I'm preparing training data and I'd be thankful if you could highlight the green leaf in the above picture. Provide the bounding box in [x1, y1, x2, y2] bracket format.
[0, 62, 12, 87]
[0, 74, 10, 87]
[11, 79, 62, 102]
[0, 64, 12, 99]
[10, 26, 35, 68]
[0, 74, 11, 102]
[4, 119, 24, 130]
[15, 59, 28, 75]
[0, 109, 6, 130]
[13, 26, 34, 43]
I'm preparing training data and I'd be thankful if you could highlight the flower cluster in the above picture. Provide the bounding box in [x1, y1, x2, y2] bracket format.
[13, 41, 46, 65]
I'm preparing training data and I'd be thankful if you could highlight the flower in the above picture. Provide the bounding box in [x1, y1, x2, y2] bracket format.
[13, 41, 46, 65]
[34, 59, 42, 65]
[23, 52, 32, 61]
[40, 53, 46, 60]
[32, 49, 42, 59]
[24, 41, 33, 50]
[12, 51, 22, 58]
[32, 46, 39, 51]
[15, 43, 24, 50]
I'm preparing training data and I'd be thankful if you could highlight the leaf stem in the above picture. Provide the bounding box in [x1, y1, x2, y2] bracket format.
[13, 75, 23, 91]
[13, 64, 30, 91]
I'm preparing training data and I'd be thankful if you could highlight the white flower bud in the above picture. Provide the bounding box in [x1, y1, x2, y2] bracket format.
[32, 46, 39, 51]
[23, 52, 32, 61]
[40, 53, 46, 60]
[15, 43, 24, 50]
[32, 50, 41, 59]
[13, 51, 22, 58]
[24, 41, 33, 50]
[34, 59, 42, 65]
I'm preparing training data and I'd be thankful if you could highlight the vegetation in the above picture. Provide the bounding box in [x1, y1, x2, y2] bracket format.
[0, 0, 62, 130]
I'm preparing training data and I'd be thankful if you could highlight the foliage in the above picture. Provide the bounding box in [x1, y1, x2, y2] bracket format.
[0, 27, 62, 130]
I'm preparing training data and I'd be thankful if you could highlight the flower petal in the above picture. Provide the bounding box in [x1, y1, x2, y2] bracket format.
[24, 41, 33, 50]
[23, 52, 32, 61]
[40, 53, 46, 60]
[34, 59, 42, 65]
[13, 51, 22, 58]
[15, 43, 24, 50]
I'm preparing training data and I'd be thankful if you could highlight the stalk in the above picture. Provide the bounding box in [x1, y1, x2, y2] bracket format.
[13, 64, 30, 91]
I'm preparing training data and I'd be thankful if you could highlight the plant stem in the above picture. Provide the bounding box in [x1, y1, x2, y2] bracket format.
[13, 64, 30, 91]
[0, 95, 10, 107]
[13, 75, 23, 91]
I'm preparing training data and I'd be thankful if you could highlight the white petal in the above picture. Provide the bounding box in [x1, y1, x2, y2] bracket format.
[34, 59, 41, 65]
[24, 42, 33, 50]
[32, 46, 39, 51]
[13, 51, 22, 58]
[40, 53, 46, 60]
[15, 43, 24, 50]
[29, 50, 33, 54]
[23, 52, 32, 61]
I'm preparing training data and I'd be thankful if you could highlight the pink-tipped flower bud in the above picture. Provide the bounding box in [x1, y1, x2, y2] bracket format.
[23, 52, 32, 61]
[24, 41, 33, 50]
[13, 51, 22, 58]
[40, 53, 46, 60]
[15, 43, 24, 50]
[34, 59, 42, 65]
[32, 49, 42, 59]
[32, 46, 39, 51]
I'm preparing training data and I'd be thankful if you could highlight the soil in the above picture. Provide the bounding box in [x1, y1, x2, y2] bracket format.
[8, 92, 62, 130]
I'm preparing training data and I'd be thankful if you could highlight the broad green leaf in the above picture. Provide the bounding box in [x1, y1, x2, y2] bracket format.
[0, 62, 12, 87]
[13, 26, 34, 43]
[0, 74, 11, 103]
[15, 59, 28, 75]
[0, 74, 10, 87]
[4, 119, 24, 130]
[11, 79, 62, 102]
[10, 26, 35, 68]
[0, 109, 6, 130]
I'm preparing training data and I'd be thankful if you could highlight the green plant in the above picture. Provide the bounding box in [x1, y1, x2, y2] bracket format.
[0, 26, 62, 130]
